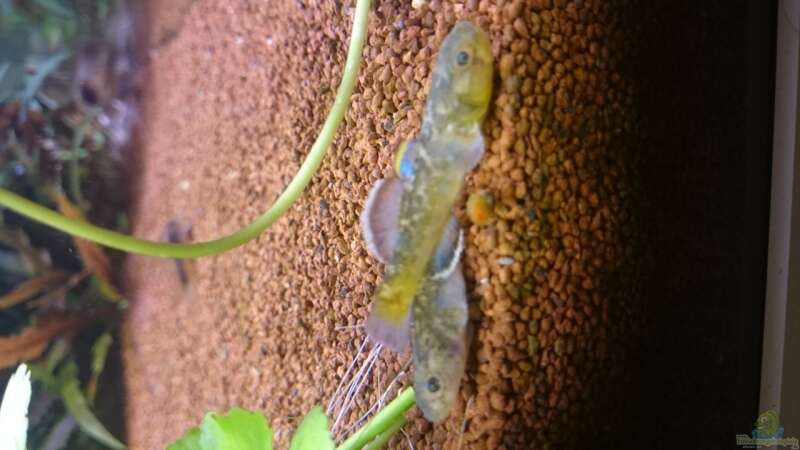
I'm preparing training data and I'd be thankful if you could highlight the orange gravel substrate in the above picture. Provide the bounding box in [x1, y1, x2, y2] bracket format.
[123, 0, 641, 448]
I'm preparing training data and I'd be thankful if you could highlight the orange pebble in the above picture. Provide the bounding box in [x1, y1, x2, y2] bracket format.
[467, 191, 493, 225]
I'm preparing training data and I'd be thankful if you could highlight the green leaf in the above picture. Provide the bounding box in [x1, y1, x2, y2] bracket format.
[86, 332, 113, 402]
[166, 408, 272, 450]
[90, 332, 112, 377]
[289, 407, 334, 450]
[166, 428, 201, 450]
[57, 362, 125, 449]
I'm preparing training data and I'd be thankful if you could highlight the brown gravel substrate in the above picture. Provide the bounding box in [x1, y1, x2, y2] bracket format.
[123, 0, 641, 448]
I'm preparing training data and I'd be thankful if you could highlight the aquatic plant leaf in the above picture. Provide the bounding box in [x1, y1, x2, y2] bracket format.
[167, 408, 272, 450]
[40, 414, 77, 450]
[55, 193, 121, 301]
[57, 362, 125, 449]
[0, 29, 30, 103]
[20, 51, 69, 104]
[86, 332, 112, 402]
[0, 364, 32, 450]
[0, 313, 87, 369]
[289, 407, 334, 450]
[167, 427, 201, 450]
[0, 270, 69, 309]
[0, 226, 52, 274]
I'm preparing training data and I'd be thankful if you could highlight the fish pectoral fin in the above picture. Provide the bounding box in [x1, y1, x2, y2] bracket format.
[360, 177, 403, 263]
[430, 218, 464, 280]
[394, 139, 419, 180]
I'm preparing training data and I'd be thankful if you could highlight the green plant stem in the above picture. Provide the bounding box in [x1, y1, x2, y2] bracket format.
[337, 388, 415, 450]
[362, 416, 406, 450]
[0, 0, 371, 259]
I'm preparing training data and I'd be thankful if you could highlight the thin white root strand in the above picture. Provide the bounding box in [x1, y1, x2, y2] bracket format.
[331, 342, 382, 435]
[327, 336, 369, 415]
[340, 357, 411, 438]
[456, 395, 475, 450]
[334, 324, 365, 331]
[401, 427, 415, 450]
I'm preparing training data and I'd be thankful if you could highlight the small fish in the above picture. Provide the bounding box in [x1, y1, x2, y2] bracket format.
[411, 231, 469, 422]
[362, 197, 468, 423]
[361, 21, 493, 352]
[165, 220, 191, 286]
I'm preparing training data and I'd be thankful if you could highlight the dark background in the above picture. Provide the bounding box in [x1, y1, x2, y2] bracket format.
[627, 1, 776, 448]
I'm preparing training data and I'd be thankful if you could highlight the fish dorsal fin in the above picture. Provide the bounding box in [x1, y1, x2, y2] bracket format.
[360, 177, 403, 264]
[430, 217, 464, 280]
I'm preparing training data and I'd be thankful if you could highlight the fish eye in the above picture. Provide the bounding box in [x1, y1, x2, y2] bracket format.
[427, 377, 441, 393]
[456, 51, 470, 66]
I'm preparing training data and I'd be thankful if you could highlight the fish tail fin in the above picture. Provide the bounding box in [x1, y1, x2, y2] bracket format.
[365, 283, 413, 352]
[365, 308, 410, 353]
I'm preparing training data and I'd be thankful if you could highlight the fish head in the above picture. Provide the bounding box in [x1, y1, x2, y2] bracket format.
[413, 334, 467, 422]
[429, 21, 494, 128]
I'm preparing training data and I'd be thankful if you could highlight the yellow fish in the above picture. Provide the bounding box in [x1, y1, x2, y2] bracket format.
[360, 21, 492, 351]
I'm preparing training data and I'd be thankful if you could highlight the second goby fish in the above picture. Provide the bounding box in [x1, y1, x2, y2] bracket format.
[361, 21, 492, 351]
[411, 222, 469, 423]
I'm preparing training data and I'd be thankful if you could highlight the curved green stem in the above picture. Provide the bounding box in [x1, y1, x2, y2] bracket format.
[337, 388, 415, 450]
[0, 0, 371, 259]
